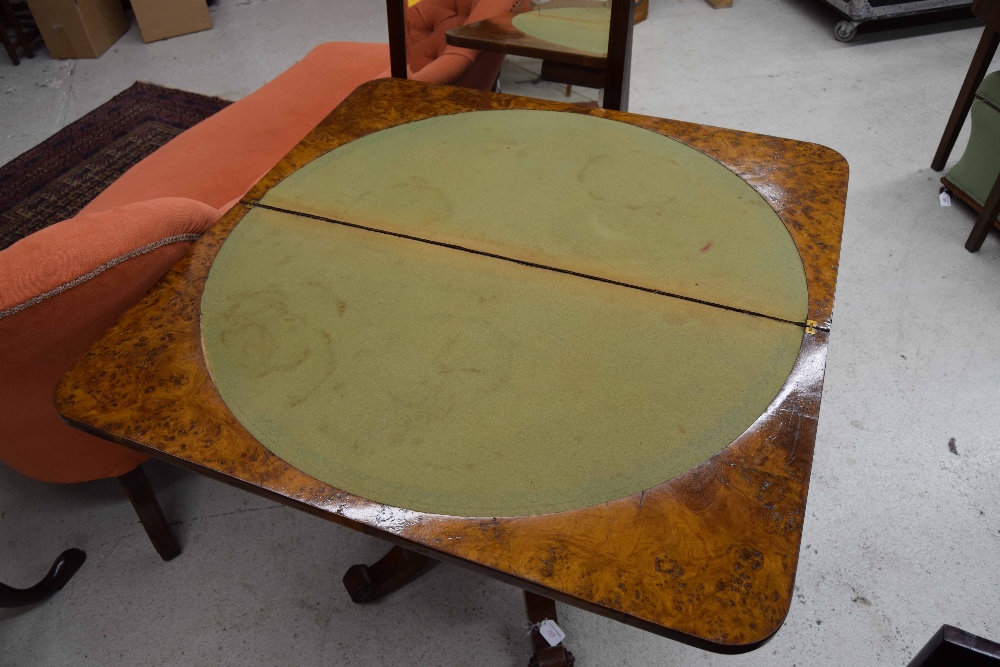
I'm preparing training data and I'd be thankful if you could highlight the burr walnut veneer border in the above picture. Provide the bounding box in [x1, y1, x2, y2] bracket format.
[56, 78, 848, 653]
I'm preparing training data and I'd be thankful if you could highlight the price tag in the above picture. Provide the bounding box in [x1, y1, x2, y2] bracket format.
[538, 619, 566, 647]
[939, 190, 952, 207]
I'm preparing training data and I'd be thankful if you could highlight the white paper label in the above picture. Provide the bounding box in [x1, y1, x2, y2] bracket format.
[939, 191, 952, 207]
[538, 619, 566, 647]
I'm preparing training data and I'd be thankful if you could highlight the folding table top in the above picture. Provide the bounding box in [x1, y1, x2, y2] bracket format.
[57, 79, 848, 651]
[200, 107, 808, 518]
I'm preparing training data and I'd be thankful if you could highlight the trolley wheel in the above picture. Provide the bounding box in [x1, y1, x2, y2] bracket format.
[834, 20, 858, 42]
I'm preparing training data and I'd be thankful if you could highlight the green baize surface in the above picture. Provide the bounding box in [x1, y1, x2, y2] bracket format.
[511, 6, 610, 56]
[201, 110, 808, 517]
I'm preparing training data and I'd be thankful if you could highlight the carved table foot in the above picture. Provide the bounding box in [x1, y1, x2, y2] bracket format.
[342, 545, 436, 604]
[0, 549, 87, 608]
[524, 590, 575, 667]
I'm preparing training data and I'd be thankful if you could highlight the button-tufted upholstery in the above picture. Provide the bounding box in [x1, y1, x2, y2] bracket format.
[400, 0, 516, 90]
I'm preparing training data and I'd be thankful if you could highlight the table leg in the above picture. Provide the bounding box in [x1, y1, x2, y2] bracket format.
[342, 545, 436, 604]
[524, 590, 575, 667]
[0, 0, 20, 65]
[118, 466, 181, 561]
[0, 549, 86, 608]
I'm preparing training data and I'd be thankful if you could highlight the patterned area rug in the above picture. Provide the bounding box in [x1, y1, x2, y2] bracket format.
[0, 82, 231, 250]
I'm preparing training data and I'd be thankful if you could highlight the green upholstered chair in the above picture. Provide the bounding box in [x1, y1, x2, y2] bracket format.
[932, 0, 1000, 252]
[942, 70, 1000, 251]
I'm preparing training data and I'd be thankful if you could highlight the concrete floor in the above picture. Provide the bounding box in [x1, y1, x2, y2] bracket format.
[1, 0, 999, 665]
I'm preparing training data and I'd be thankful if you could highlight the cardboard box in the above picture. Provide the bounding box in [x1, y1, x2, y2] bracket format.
[26, 0, 129, 59]
[130, 0, 212, 43]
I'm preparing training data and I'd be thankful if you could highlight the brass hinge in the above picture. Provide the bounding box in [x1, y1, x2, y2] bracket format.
[805, 320, 818, 334]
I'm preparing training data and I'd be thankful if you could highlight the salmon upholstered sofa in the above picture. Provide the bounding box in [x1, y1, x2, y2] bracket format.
[0, 0, 516, 564]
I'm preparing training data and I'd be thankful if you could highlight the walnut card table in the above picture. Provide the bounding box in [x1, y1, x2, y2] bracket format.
[55, 78, 848, 664]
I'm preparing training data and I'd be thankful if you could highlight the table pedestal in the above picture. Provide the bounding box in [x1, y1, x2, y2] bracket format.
[342, 545, 436, 604]
[342, 545, 574, 666]
[524, 590, 575, 667]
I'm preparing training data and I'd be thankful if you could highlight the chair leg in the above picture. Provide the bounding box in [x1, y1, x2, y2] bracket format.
[0, 21, 19, 65]
[0, 549, 86, 608]
[117, 466, 181, 561]
[965, 170, 1000, 252]
[932, 26, 1000, 171]
[9, 3, 34, 59]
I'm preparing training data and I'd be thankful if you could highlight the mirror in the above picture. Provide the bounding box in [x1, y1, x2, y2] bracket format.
[386, 0, 636, 111]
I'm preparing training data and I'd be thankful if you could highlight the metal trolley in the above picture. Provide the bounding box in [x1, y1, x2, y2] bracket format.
[821, 0, 972, 41]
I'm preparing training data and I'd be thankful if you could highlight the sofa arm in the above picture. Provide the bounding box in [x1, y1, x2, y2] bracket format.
[0, 198, 221, 484]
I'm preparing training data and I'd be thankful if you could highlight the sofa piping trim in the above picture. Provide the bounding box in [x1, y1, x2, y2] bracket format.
[0, 233, 201, 320]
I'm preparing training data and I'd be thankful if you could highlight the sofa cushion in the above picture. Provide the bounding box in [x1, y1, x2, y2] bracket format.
[407, 0, 477, 72]
[395, 0, 513, 89]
